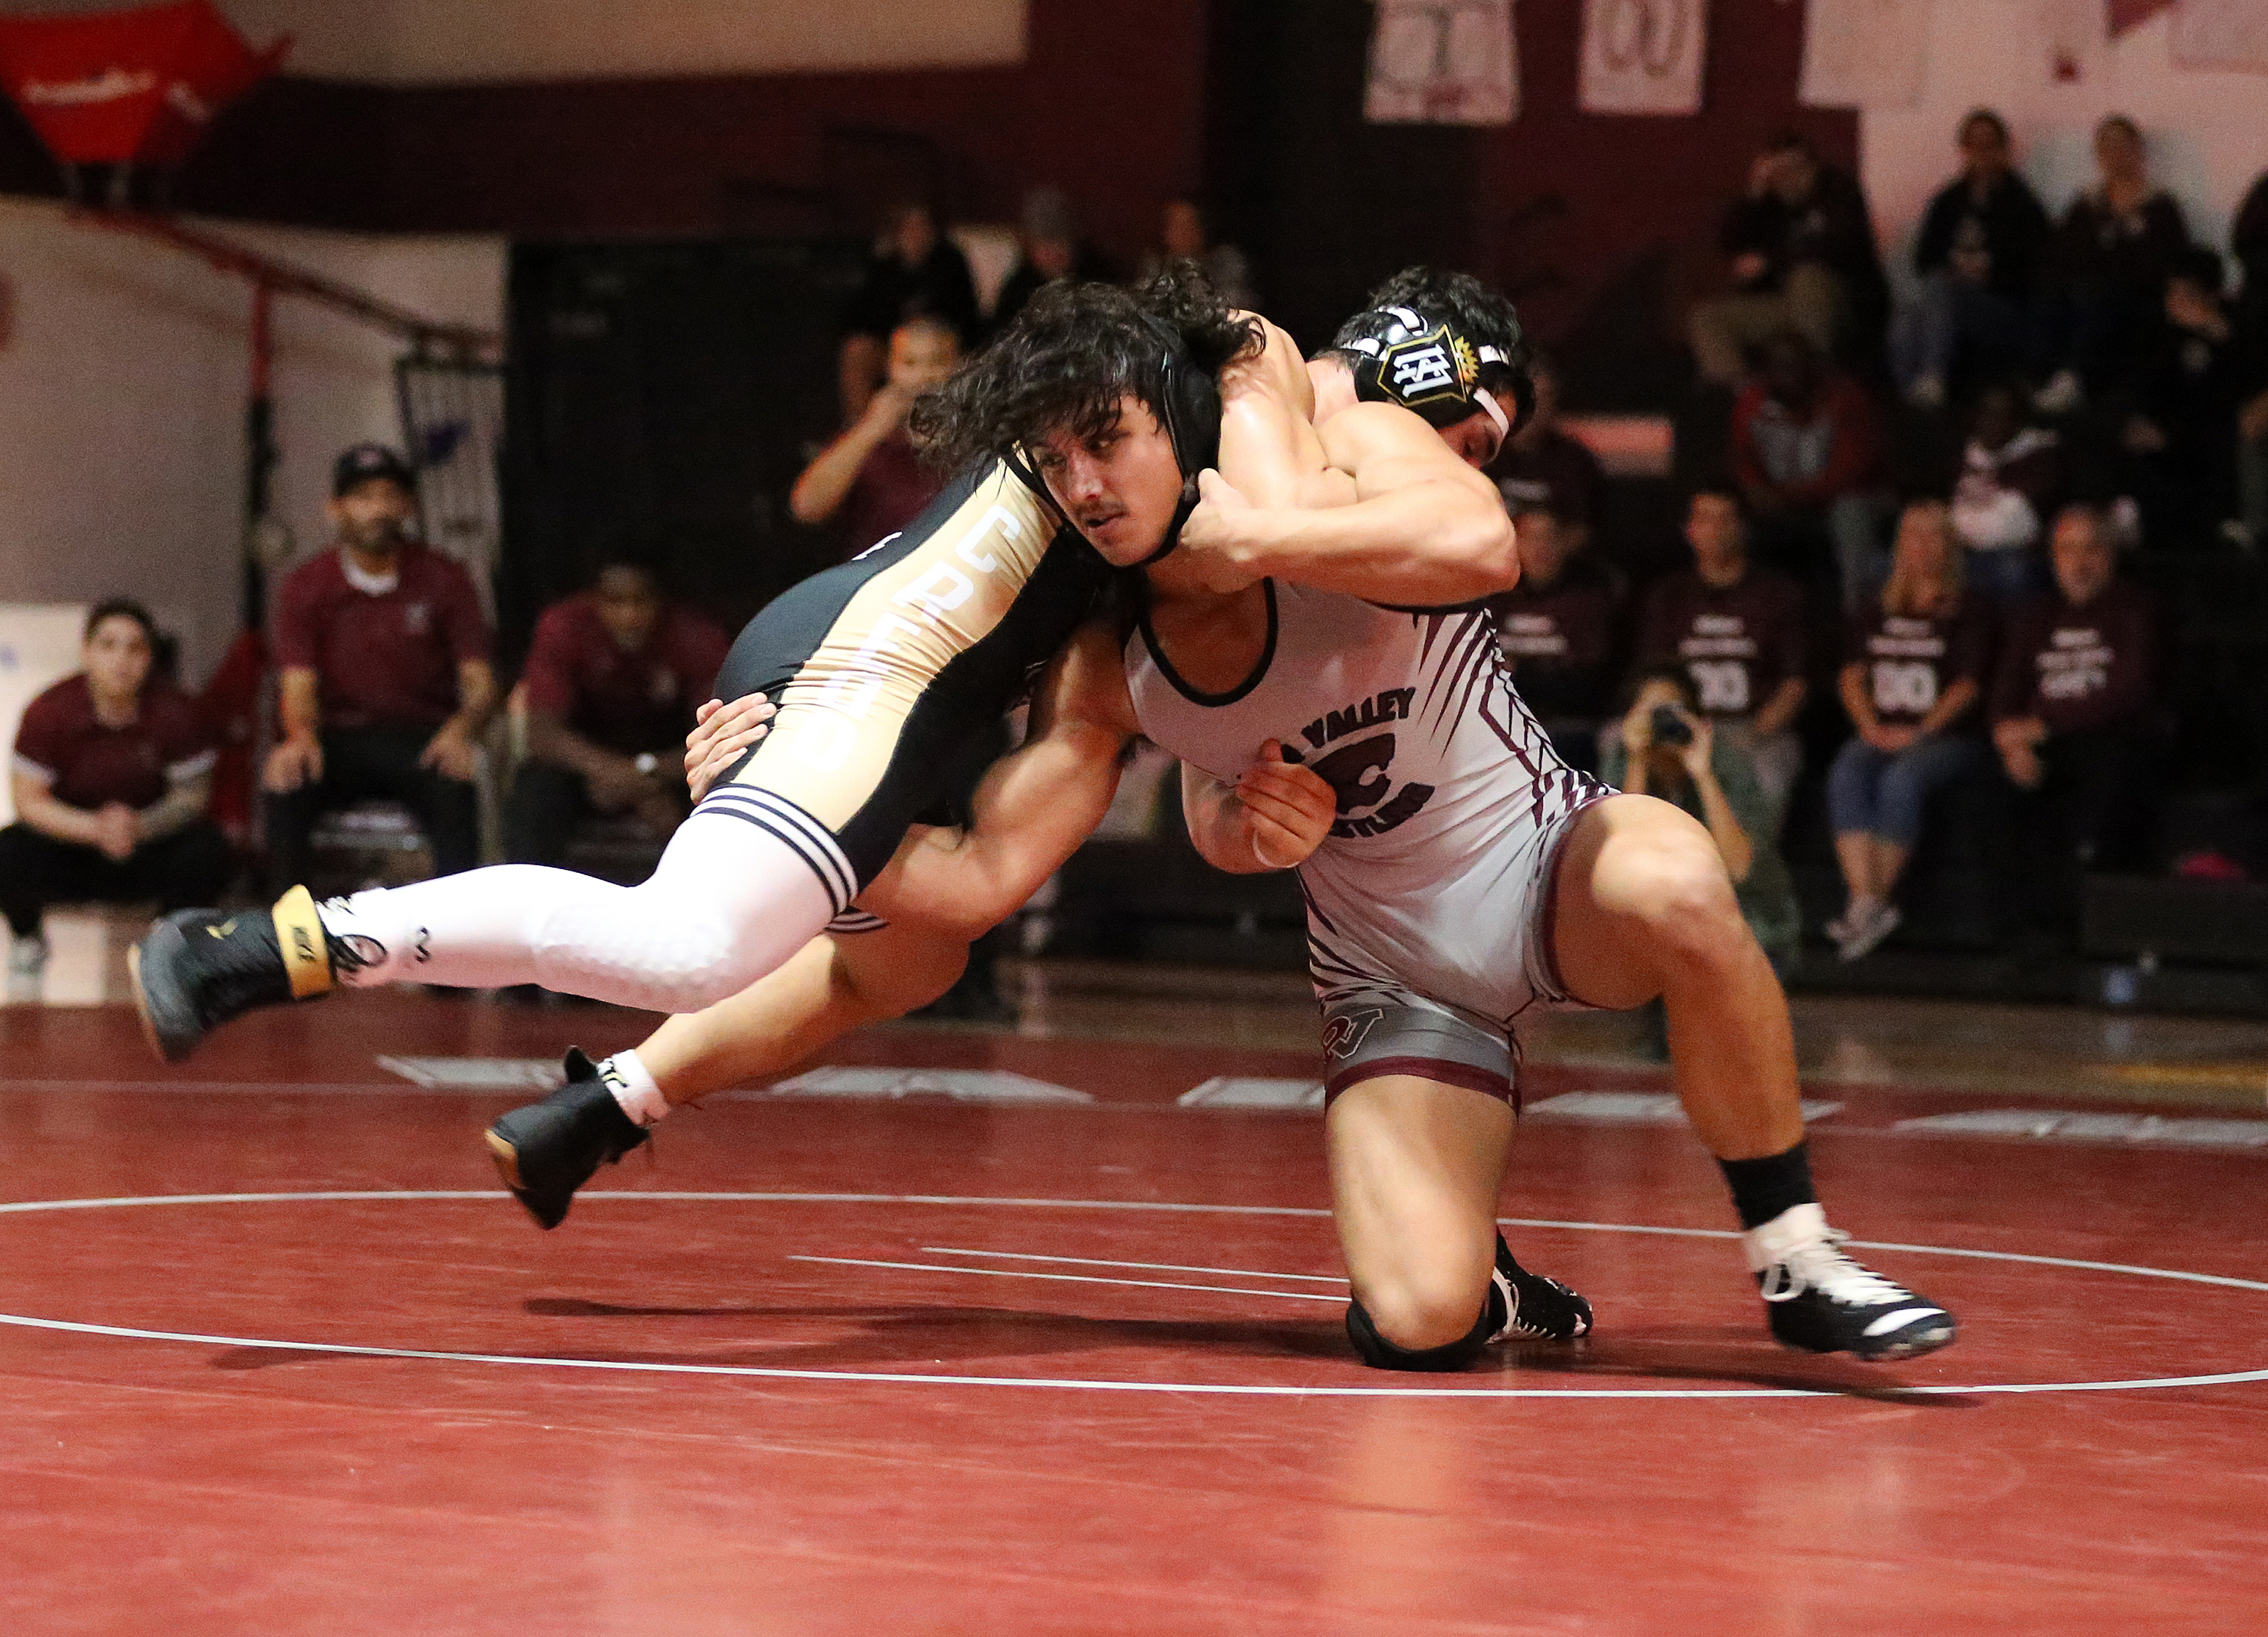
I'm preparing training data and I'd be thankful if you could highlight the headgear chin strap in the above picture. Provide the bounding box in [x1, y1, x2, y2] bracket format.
[1339, 302, 1534, 439]
[1132, 314, 1223, 567]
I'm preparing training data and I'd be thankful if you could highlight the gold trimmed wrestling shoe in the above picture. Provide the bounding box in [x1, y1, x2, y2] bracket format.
[129, 886, 349, 1063]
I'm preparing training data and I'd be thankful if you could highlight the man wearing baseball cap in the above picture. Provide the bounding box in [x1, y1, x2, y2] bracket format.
[262, 444, 495, 893]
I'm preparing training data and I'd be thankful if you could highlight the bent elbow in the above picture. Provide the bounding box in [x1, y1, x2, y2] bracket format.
[1455, 509, 1519, 596]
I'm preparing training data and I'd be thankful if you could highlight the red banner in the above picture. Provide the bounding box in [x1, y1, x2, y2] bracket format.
[0, 1, 288, 168]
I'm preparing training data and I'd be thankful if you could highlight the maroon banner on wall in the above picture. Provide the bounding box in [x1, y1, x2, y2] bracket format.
[0, 0, 287, 168]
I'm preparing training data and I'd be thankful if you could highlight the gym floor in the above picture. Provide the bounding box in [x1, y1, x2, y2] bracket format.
[4, 957, 2266, 1635]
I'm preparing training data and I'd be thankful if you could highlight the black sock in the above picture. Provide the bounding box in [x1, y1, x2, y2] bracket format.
[1717, 1141, 1817, 1231]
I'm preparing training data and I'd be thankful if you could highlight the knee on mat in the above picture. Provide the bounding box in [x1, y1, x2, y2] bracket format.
[1346, 1287, 1492, 1372]
[1355, 1270, 1492, 1356]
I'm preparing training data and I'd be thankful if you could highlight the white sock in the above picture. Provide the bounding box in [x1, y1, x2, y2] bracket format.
[311, 814, 838, 1012]
[1741, 1202, 1829, 1273]
[600, 1048, 670, 1127]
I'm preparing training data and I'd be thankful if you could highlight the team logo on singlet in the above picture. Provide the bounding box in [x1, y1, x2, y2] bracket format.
[1284, 687, 1436, 839]
[1321, 1007, 1386, 1060]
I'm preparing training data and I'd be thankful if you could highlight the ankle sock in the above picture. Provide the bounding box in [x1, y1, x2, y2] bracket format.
[1717, 1140, 1817, 1231]
[600, 1049, 669, 1127]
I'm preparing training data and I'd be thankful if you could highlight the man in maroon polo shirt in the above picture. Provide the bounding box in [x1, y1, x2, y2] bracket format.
[2, 600, 234, 976]
[1631, 485, 1810, 824]
[506, 557, 731, 868]
[1492, 356, 1606, 553]
[1488, 503, 1623, 775]
[789, 317, 959, 557]
[1991, 503, 2161, 941]
[264, 444, 495, 893]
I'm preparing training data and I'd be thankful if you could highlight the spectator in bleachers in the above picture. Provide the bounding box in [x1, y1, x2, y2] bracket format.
[1689, 131, 1888, 387]
[1489, 503, 1622, 775]
[1949, 378, 2061, 604]
[790, 315, 959, 555]
[1, 600, 233, 977]
[838, 200, 981, 423]
[2236, 168, 2268, 552]
[1824, 502, 1991, 962]
[2034, 116, 2192, 416]
[991, 187, 1115, 333]
[505, 557, 731, 870]
[1991, 503, 2161, 942]
[1492, 354, 1606, 554]
[1730, 329, 1890, 608]
[1890, 109, 2050, 410]
[1138, 199, 1256, 309]
[1631, 486, 1809, 825]
[2110, 247, 2245, 549]
[1601, 665, 1801, 970]
[264, 444, 494, 895]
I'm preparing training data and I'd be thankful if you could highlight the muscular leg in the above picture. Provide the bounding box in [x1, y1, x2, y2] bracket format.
[1328, 1074, 1510, 1351]
[628, 921, 971, 1107]
[1548, 794, 1801, 1161]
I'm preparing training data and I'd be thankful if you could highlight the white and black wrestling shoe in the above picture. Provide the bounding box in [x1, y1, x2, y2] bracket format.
[1489, 1231, 1593, 1343]
[485, 1049, 649, 1230]
[1746, 1203, 1957, 1361]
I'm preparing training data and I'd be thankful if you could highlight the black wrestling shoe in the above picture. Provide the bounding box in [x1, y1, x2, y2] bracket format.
[129, 887, 350, 1063]
[485, 1049, 649, 1230]
[1488, 1232, 1593, 1342]
[1748, 1204, 1957, 1362]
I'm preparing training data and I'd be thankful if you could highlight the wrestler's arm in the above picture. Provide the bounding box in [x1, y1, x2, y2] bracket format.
[1185, 401, 1517, 605]
[860, 620, 1140, 936]
[1179, 744, 1338, 875]
[1213, 316, 1331, 511]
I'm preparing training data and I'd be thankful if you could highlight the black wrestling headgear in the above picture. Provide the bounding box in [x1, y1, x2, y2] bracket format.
[1134, 312, 1224, 566]
[1337, 302, 1535, 439]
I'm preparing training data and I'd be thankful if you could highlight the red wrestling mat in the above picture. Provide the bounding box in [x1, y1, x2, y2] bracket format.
[3, 998, 2264, 1634]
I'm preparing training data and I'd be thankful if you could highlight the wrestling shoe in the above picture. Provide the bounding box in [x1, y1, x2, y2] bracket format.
[1488, 1231, 1593, 1342]
[129, 887, 354, 1063]
[485, 1049, 649, 1230]
[1746, 1203, 1957, 1362]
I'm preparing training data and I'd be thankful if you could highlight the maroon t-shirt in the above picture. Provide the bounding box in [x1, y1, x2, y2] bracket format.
[1489, 557, 1621, 719]
[1845, 597, 1991, 727]
[1991, 580, 2158, 734]
[272, 544, 491, 730]
[1634, 568, 1808, 718]
[520, 596, 733, 756]
[839, 429, 945, 559]
[1495, 428, 1607, 531]
[12, 675, 214, 811]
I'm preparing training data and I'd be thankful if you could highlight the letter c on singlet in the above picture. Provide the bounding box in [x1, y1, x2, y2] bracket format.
[895, 562, 976, 617]
[955, 504, 1024, 574]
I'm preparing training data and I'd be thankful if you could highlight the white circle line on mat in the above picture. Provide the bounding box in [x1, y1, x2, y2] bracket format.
[0, 1190, 2261, 1399]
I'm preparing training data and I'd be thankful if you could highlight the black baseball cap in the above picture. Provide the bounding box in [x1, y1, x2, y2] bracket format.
[332, 443, 417, 498]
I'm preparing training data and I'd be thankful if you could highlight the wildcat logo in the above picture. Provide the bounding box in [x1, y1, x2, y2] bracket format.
[1321, 1007, 1386, 1060]
[1284, 689, 1436, 838]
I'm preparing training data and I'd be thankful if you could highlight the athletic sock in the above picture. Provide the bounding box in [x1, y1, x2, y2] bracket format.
[599, 1048, 670, 1128]
[1716, 1140, 1817, 1232]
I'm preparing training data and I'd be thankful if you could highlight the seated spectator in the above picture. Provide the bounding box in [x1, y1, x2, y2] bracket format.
[1492, 354, 1606, 552]
[2109, 247, 2245, 549]
[1891, 109, 2050, 409]
[2035, 116, 2192, 414]
[1, 600, 233, 977]
[1489, 505, 1622, 774]
[506, 558, 731, 871]
[1138, 198, 1256, 309]
[837, 200, 980, 423]
[1730, 329, 1890, 609]
[265, 444, 494, 895]
[1601, 666, 1801, 969]
[990, 187, 1116, 333]
[1630, 486, 1809, 825]
[1824, 502, 1991, 961]
[1991, 503, 2161, 942]
[1948, 378, 2061, 604]
[789, 316, 959, 555]
[2236, 167, 2268, 549]
[1689, 131, 1888, 386]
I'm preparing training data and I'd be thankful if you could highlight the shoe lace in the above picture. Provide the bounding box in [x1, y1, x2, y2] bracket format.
[1758, 1229, 1913, 1307]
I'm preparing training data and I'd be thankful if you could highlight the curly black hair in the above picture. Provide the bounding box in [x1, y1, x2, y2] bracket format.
[1325, 266, 1530, 397]
[911, 261, 1260, 475]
